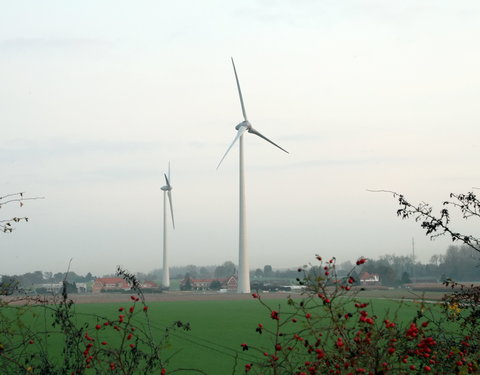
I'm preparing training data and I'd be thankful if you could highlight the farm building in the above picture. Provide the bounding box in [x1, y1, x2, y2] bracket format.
[360, 272, 380, 285]
[92, 277, 130, 293]
[180, 275, 238, 291]
[141, 281, 158, 289]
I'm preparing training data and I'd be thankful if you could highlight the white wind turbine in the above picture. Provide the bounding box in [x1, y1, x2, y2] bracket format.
[217, 58, 289, 293]
[160, 163, 175, 289]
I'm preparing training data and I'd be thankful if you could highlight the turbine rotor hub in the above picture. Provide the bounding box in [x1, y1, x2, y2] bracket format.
[161, 186, 171, 191]
[235, 121, 251, 131]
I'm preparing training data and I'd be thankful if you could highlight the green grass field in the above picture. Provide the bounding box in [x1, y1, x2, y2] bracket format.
[2, 296, 453, 374]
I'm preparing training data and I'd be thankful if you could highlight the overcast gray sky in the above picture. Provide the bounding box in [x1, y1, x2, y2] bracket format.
[1, 0, 479, 276]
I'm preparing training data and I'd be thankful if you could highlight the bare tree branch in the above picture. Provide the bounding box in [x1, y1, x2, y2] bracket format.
[369, 189, 480, 253]
[0, 192, 44, 233]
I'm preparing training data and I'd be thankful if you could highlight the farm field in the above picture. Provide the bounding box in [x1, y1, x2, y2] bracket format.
[1, 290, 456, 374]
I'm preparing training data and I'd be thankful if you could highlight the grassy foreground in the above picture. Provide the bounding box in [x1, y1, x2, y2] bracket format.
[1, 295, 448, 374]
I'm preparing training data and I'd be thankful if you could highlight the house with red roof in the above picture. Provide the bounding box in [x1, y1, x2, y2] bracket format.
[92, 277, 130, 293]
[360, 272, 380, 286]
[180, 275, 238, 291]
[141, 281, 158, 289]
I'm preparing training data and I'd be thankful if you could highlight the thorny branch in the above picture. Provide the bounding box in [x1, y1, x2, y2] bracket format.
[0, 192, 44, 233]
[368, 189, 480, 253]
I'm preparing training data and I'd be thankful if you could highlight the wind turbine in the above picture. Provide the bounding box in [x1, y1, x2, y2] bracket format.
[160, 163, 175, 289]
[217, 58, 289, 293]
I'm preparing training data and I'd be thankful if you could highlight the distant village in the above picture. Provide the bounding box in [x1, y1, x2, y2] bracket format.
[1, 245, 479, 295]
[1, 271, 382, 295]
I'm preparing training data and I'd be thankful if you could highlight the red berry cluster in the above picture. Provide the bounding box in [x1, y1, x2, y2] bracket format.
[76, 295, 157, 373]
[270, 310, 279, 321]
[241, 255, 480, 375]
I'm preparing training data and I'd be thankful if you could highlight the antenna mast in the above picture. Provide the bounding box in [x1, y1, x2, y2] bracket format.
[411, 237, 415, 283]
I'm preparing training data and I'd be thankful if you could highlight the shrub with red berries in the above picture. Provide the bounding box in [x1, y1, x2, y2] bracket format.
[0, 268, 191, 375]
[241, 255, 480, 374]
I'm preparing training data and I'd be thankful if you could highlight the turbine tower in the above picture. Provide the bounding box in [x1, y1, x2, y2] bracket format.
[217, 58, 288, 293]
[160, 163, 175, 289]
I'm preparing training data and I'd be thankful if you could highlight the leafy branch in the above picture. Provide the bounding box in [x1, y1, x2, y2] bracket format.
[368, 189, 480, 253]
[0, 192, 44, 233]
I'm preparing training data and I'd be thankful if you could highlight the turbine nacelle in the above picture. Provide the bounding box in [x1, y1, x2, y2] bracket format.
[235, 121, 251, 131]
[160, 185, 171, 191]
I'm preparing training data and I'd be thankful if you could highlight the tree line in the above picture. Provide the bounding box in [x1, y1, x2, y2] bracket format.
[352, 244, 480, 286]
[3, 244, 479, 292]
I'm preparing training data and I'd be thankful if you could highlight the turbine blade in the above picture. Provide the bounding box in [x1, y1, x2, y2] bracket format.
[164, 174, 171, 189]
[167, 191, 175, 229]
[231, 58, 248, 122]
[217, 125, 248, 169]
[168, 161, 171, 183]
[248, 127, 289, 154]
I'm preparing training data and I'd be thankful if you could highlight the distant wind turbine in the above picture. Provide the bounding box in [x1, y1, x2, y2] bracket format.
[160, 163, 175, 289]
[217, 58, 289, 293]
